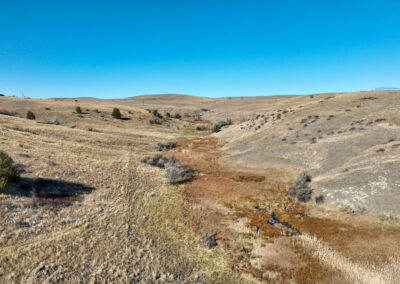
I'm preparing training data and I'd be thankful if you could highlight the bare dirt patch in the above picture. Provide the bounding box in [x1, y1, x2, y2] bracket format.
[173, 136, 400, 283]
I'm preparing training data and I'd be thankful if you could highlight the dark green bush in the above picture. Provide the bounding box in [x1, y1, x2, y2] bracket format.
[152, 109, 162, 118]
[112, 108, 122, 119]
[0, 151, 15, 188]
[76, 106, 82, 114]
[174, 113, 182, 119]
[26, 111, 36, 120]
[212, 124, 222, 133]
[211, 119, 232, 133]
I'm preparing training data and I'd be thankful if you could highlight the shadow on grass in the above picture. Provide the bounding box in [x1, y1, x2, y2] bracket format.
[1, 177, 95, 207]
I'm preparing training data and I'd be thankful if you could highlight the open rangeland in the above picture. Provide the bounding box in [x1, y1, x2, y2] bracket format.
[0, 91, 399, 283]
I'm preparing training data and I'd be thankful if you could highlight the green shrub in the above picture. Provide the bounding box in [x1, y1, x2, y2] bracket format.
[174, 113, 182, 119]
[75, 106, 82, 114]
[211, 119, 232, 133]
[165, 112, 171, 118]
[26, 111, 35, 120]
[112, 108, 121, 119]
[212, 124, 221, 133]
[152, 109, 162, 118]
[0, 151, 15, 188]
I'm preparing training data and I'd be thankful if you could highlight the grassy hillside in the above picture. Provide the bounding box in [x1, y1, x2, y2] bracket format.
[0, 92, 399, 283]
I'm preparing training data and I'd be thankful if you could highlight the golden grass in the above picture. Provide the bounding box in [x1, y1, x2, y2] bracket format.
[0, 109, 248, 283]
[295, 234, 400, 284]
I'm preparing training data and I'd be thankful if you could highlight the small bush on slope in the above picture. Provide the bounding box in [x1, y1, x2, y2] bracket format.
[141, 154, 194, 184]
[155, 141, 178, 151]
[26, 111, 36, 120]
[212, 119, 232, 133]
[111, 108, 122, 119]
[0, 151, 16, 188]
[164, 161, 194, 184]
[75, 106, 82, 114]
[288, 172, 313, 202]
[141, 154, 170, 168]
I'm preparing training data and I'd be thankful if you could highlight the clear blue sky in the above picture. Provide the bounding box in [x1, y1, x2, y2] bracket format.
[1, 0, 399, 98]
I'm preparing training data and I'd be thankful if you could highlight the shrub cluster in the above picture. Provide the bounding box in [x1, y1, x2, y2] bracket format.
[26, 111, 36, 120]
[141, 154, 170, 168]
[0, 151, 16, 188]
[164, 161, 194, 184]
[0, 110, 19, 117]
[149, 118, 162, 125]
[141, 154, 194, 184]
[75, 106, 82, 114]
[174, 113, 182, 119]
[196, 125, 210, 131]
[338, 202, 366, 215]
[152, 109, 163, 119]
[211, 119, 232, 133]
[288, 172, 313, 202]
[155, 141, 178, 151]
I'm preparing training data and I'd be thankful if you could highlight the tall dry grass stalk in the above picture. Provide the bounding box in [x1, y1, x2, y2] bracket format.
[295, 234, 400, 284]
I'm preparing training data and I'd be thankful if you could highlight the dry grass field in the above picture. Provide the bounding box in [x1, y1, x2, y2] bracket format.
[0, 91, 399, 283]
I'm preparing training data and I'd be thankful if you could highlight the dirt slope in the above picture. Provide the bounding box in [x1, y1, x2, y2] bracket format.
[216, 91, 400, 215]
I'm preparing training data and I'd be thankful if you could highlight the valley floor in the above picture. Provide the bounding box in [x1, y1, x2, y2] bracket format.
[1, 92, 400, 283]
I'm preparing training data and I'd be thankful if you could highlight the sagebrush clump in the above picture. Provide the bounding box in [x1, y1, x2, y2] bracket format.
[75, 106, 82, 114]
[0, 151, 15, 188]
[26, 111, 35, 120]
[164, 160, 194, 184]
[112, 108, 121, 119]
[155, 141, 178, 151]
[141, 154, 194, 184]
[141, 154, 170, 168]
[288, 172, 313, 202]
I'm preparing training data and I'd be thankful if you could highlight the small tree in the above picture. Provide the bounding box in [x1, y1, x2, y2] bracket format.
[26, 111, 36, 120]
[112, 108, 121, 119]
[75, 106, 82, 114]
[0, 151, 15, 188]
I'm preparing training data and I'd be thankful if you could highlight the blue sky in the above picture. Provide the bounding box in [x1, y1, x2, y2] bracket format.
[1, 0, 399, 98]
